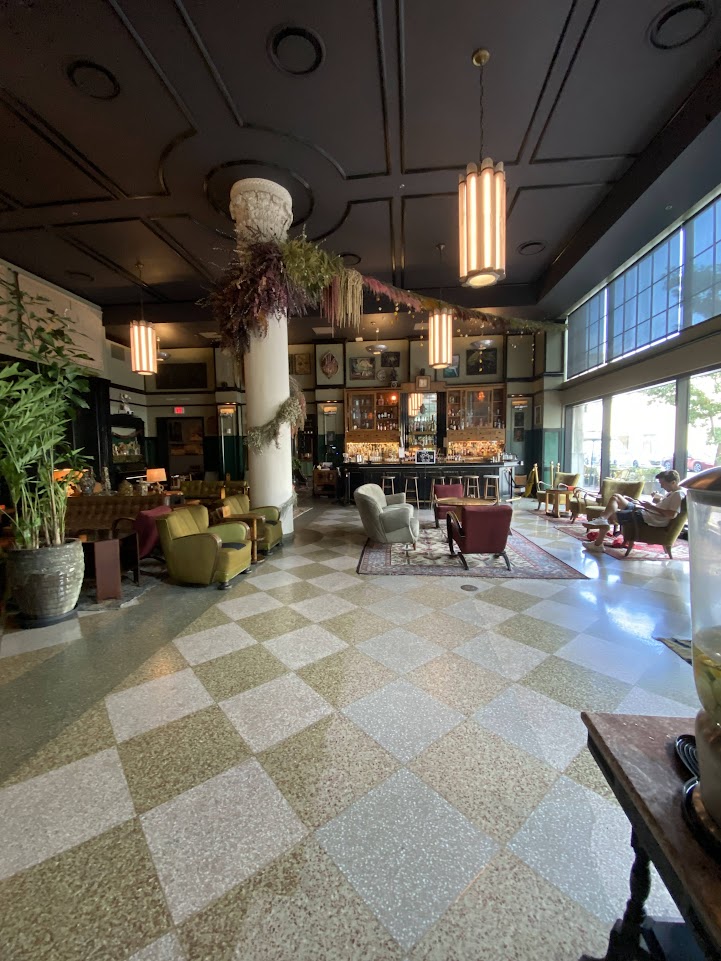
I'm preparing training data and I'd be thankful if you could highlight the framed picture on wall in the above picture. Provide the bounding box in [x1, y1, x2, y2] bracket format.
[292, 352, 312, 375]
[349, 356, 376, 380]
[381, 350, 400, 368]
[513, 427, 525, 442]
[534, 404, 542, 427]
[415, 374, 431, 390]
[466, 347, 498, 376]
[315, 344, 344, 385]
[513, 409, 525, 428]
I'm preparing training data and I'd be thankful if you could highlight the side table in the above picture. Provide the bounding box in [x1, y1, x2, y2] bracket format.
[580, 712, 721, 961]
[545, 487, 569, 517]
[80, 531, 139, 602]
[219, 513, 260, 564]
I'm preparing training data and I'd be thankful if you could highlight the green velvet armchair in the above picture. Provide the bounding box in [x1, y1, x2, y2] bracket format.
[155, 505, 252, 589]
[221, 494, 283, 553]
[620, 496, 688, 558]
[569, 477, 645, 524]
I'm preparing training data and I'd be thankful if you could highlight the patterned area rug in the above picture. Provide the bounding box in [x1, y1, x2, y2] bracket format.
[653, 635, 692, 664]
[357, 525, 587, 579]
[526, 509, 690, 561]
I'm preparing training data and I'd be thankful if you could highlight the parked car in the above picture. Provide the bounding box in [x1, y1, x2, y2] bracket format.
[661, 456, 716, 473]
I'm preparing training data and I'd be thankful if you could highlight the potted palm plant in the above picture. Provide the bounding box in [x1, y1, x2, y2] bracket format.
[0, 274, 90, 624]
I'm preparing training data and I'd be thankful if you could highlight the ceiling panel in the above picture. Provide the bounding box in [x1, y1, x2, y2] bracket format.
[320, 200, 394, 282]
[534, 0, 721, 160]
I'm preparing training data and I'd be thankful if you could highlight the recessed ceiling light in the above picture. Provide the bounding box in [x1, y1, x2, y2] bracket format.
[66, 60, 120, 100]
[648, 1, 712, 49]
[340, 252, 361, 267]
[268, 26, 325, 75]
[517, 241, 546, 256]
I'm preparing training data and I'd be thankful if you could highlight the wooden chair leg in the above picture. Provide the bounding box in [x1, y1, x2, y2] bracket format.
[501, 550, 511, 571]
[457, 550, 469, 570]
[624, 541, 634, 556]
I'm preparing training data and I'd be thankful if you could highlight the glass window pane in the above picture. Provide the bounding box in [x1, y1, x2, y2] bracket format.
[568, 400, 603, 489]
[687, 371, 721, 473]
[611, 382, 676, 494]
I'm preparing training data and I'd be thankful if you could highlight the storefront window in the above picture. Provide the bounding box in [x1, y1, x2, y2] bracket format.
[685, 371, 721, 472]
[613, 382, 676, 493]
[568, 400, 602, 489]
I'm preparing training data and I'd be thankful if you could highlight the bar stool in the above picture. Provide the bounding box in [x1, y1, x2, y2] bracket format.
[381, 475, 396, 495]
[484, 475, 500, 500]
[404, 475, 420, 508]
[429, 475, 447, 506]
[449, 475, 464, 487]
[465, 475, 481, 498]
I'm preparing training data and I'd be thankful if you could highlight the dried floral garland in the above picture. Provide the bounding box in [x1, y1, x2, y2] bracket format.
[246, 376, 306, 453]
[207, 232, 564, 361]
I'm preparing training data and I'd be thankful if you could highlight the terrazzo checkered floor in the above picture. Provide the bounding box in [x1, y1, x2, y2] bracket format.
[0, 499, 697, 960]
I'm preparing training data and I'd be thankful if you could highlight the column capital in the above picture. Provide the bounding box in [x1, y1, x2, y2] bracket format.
[229, 179, 293, 243]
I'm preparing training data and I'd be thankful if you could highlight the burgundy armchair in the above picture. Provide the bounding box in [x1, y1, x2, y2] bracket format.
[433, 484, 465, 528]
[447, 504, 513, 571]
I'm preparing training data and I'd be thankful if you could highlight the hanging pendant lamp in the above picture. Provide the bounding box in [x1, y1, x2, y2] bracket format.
[408, 392, 424, 416]
[458, 49, 506, 288]
[428, 243, 453, 369]
[130, 261, 157, 376]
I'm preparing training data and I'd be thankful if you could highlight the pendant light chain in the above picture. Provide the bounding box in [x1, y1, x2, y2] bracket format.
[479, 61, 484, 161]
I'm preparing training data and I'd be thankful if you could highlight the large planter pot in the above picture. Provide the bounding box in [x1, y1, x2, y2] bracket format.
[6, 539, 85, 626]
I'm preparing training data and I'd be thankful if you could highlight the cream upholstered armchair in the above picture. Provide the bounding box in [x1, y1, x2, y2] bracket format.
[354, 483, 419, 546]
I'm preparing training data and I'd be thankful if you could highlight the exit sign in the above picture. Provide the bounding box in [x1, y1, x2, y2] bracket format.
[173, 406, 185, 414]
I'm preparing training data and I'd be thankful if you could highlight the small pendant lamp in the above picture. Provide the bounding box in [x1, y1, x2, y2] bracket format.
[428, 243, 453, 369]
[130, 261, 157, 376]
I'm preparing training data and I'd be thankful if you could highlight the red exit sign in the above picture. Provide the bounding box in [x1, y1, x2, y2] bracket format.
[173, 406, 185, 414]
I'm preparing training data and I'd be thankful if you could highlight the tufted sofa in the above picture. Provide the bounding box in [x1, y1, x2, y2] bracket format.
[179, 479, 249, 506]
[66, 494, 175, 534]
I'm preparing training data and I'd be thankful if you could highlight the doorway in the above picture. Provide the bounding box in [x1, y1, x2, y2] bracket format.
[157, 417, 205, 480]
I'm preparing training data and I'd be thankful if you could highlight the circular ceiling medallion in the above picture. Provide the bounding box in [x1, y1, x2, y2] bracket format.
[340, 252, 361, 267]
[66, 60, 120, 100]
[268, 26, 325, 75]
[648, 1, 713, 49]
[517, 240, 546, 256]
[65, 270, 95, 283]
[205, 161, 314, 227]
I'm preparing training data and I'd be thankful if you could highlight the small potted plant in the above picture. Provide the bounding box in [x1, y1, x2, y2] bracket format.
[0, 274, 90, 624]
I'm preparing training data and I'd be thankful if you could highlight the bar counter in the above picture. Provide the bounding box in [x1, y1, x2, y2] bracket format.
[345, 460, 520, 503]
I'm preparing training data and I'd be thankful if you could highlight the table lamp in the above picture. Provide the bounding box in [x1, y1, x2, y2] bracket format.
[146, 468, 167, 493]
[684, 467, 721, 832]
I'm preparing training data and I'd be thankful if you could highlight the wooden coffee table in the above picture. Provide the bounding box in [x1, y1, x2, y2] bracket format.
[545, 487, 569, 517]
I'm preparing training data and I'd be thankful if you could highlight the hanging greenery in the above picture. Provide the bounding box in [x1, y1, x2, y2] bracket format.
[246, 377, 306, 454]
[207, 232, 564, 361]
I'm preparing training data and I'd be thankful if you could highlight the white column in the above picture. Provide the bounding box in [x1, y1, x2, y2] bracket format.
[229, 178, 294, 535]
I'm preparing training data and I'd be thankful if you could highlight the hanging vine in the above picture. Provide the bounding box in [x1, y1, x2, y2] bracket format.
[246, 377, 306, 454]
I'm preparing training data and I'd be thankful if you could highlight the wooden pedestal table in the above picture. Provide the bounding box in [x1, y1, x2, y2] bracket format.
[80, 531, 139, 602]
[219, 514, 261, 564]
[580, 712, 720, 961]
[545, 487, 570, 518]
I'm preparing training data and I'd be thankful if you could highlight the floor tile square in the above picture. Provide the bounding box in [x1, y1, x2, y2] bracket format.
[409, 721, 558, 842]
[220, 674, 332, 752]
[308, 571, 362, 592]
[358, 628, 443, 673]
[442, 598, 511, 630]
[0, 616, 82, 658]
[521, 656, 631, 712]
[260, 714, 398, 829]
[564, 747, 616, 802]
[290, 562, 337, 580]
[265, 581, 325, 604]
[475, 584, 540, 613]
[0, 748, 134, 879]
[128, 932, 185, 961]
[556, 632, 655, 686]
[110, 644, 189, 694]
[267, 554, 322, 570]
[173, 622, 256, 666]
[322, 609, 395, 644]
[494, 613, 578, 653]
[141, 760, 306, 923]
[336, 584, 395, 607]
[240, 607, 312, 642]
[474, 684, 587, 770]
[343, 680, 463, 762]
[296, 642, 397, 708]
[248, 570, 302, 591]
[390, 585, 460, 611]
[456, 631, 549, 680]
[317, 554, 360, 571]
[118, 706, 250, 814]
[0, 821, 172, 961]
[614, 686, 697, 717]
[524, 598, 599, 632]
[193, 645, 287, 701]
[178, 839, 404, 961]
[407, 653, 509, 714]
[317, 769, 497, 949]
[106, 669, 213, 742]
[367, 596, 434, 626]
[403, 611, 481, 649]
[174, 605, 233, 639]
[289, 594, 356, 623]
[263, 625, 348, 669]
[508, 776, 679, 925]
[216, 593, 281, 620]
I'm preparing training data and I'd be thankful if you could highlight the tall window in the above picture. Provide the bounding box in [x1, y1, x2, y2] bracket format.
[568, 400, 602, 488]
[607, 231, 682, 360]
[686, 371, 721, 471]
[686, 196, 721, 328]
[612, 382, 676, 493]
[567, 290, 607, 378]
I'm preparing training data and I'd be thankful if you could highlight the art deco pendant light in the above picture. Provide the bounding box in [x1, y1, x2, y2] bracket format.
[428, 243, 453, 369]
[458, 49, 506, 287]
[130, 261, 157, 376]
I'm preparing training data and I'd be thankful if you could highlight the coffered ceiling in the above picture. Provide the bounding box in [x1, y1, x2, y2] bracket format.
[1, 0, 720, 346]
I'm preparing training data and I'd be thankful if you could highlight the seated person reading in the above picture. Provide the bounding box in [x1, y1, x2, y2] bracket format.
[582, 469, 685, 553]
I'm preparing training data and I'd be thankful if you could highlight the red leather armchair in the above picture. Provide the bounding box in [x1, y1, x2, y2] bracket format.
[433, 484, 465, 528]
[447, 504, 513, 571]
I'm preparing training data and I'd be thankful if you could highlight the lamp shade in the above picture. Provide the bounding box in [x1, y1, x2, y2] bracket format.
[130, 320, 158, 375]
[458, 158, 506, 287]
[408, 392, 423, 417]
[428, 308, 453, 369]
[146, 468, 167, 484]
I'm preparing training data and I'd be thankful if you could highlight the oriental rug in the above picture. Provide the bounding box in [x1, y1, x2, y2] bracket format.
[357, 525, 587, 579]
[525, 510, 690, 561]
